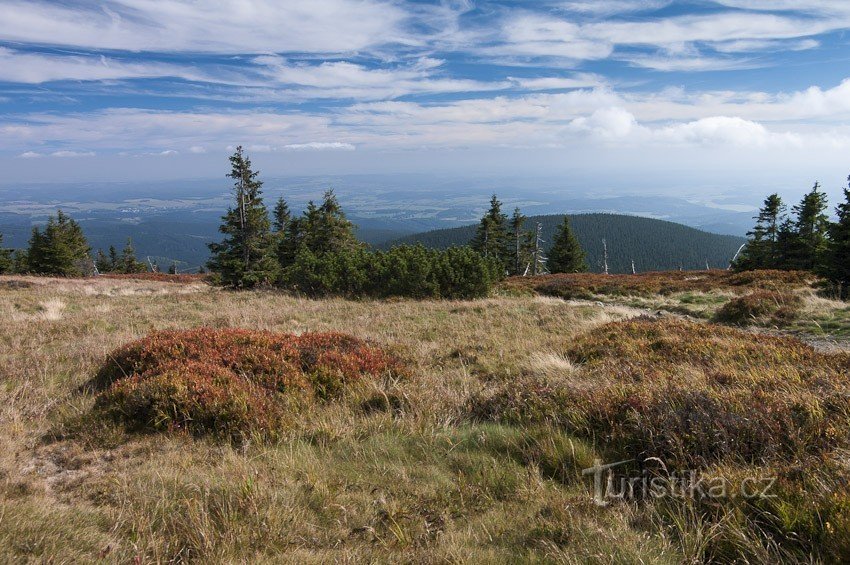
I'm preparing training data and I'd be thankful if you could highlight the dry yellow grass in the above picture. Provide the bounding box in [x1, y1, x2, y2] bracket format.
[1, 275, 656, 563]
[2, 273, 848, 563]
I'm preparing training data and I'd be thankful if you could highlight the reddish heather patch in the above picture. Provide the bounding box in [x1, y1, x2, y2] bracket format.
[94, 328, 407, 439]
[501, 269, 815, 299]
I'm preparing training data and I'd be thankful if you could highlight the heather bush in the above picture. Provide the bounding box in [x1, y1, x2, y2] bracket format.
[502, 269, 815, 299]
[713, 290, 803, 326]
[471, 318, 850, 467]
[94, 328, 407, 440]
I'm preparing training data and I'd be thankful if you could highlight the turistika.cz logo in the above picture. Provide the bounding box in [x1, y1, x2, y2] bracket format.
[582, 458, 776, 507]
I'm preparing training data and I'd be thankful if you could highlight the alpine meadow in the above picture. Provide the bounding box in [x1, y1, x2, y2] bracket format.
[3, 1, 850, 564]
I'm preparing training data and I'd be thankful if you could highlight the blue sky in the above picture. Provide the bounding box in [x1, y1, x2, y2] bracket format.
[2, 0, 850, 198]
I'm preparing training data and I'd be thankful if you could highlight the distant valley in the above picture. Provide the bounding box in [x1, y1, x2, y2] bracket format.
[0, 175, 755, 271]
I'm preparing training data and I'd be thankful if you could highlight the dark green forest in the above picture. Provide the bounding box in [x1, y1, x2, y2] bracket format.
[387, 213, 746, 274]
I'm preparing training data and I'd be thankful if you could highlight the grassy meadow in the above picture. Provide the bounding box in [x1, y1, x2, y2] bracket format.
[1, 271, 849, 563]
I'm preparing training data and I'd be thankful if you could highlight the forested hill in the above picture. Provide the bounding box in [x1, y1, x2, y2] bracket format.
[385, 213, 746, 273]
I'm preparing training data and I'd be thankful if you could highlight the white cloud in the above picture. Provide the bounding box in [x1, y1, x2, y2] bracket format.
[0, 47, 213, 84]
[5, 78, 850, 157]
[569, 107, 638, 139]
[711, 39, 820, 53]
[654, 116, 801, 147]
[557, 1, 672, 15]
[51, 150, 96, 157]
[0, 0, 408, 54]
[508, 74, 606, 90]
[253, 56, 509, 100]
[282, 142, 355, 151]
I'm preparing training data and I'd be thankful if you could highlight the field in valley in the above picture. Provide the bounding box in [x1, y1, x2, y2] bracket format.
[1, 271, 849, 563]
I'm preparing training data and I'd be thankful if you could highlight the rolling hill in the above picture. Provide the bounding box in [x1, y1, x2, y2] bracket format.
[385, 213, 746, 273]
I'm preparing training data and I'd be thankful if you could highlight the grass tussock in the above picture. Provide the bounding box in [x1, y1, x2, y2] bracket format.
[472, 318, 850, 467]
[93, 328, 408, 440]
[503, 269, 815, 299]
[713, 290, 803, 326]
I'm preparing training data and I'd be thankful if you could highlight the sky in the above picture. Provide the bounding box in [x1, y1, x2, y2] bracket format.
[2, 0, 850, 200]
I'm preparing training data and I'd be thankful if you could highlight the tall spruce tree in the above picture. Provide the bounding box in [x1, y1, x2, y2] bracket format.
[509, 207, 526, 275]
[0, 233, 12, 274]
[272, 196, 294, 269]
[788, 182, 830, 270]
[822, 176, 850, 298]
[315, 189, 359, 254]
[27, 210, 92, 276]
[548, 216, 588, 273]
[735, 194, 786, 270]
[471, 194, 510, 272]
[207, 146, 277, 288]
[108, 245, 119, 271]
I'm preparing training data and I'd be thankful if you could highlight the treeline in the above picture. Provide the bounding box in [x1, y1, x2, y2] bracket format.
[0, 210, 154, 277]
[206, 147, 504, 298]
[735, 177, 850, 297]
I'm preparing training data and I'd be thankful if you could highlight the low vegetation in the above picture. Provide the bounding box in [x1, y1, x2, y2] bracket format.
[502, 268, 815, 299]
[712, 290, 803, 326]
[2, 266, 850, 562]
[473, 318, 850, 466]
[92, 328, 407, 440]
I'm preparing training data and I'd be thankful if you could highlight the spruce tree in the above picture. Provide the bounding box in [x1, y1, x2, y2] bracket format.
[0, 233, 12, 274]
[471, 194, 510, 272]
[273, 197, 291, 233]
[95, 249, 112, 273]
[548, 216, 588, 273]
[314, 189, 360, 255]
[735, 194, 786, 270]
[509, 207, 526, 275]
[120, 238, 146, 273]
[788, 183, 830, 270]
[207, 146, 278, 288]
[108, 245, 119, 271]
[822, 176, 850, 298]
[26, 210, 92, 276]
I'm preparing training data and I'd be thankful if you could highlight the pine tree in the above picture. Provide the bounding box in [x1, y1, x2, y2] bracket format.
[314, 189, 359, 255]
[471, 194, 510, 272]
[788, 183, 830, 270]
[120, 238, 147, 273]
[26, 210, 92, 276]
[0, 233, 12, 274]
[108, 245, 119, 271]
[95, 249, 112, 273]
[822, 176, 850, 298]
[207, 146, 278, 288]
[509, 207, 526, 275]
[548, 216, 588, 273]
[273, 197, 291, 233]
[735, 194, 786, 270]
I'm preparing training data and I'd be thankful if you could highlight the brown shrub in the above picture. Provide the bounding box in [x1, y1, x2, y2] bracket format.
[501, 269, 815, 299]
[94, 328, 408, 440]
[713, 290, 803, 326]
[471, 318, 850, 467]
[99, 273, 209, 284]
